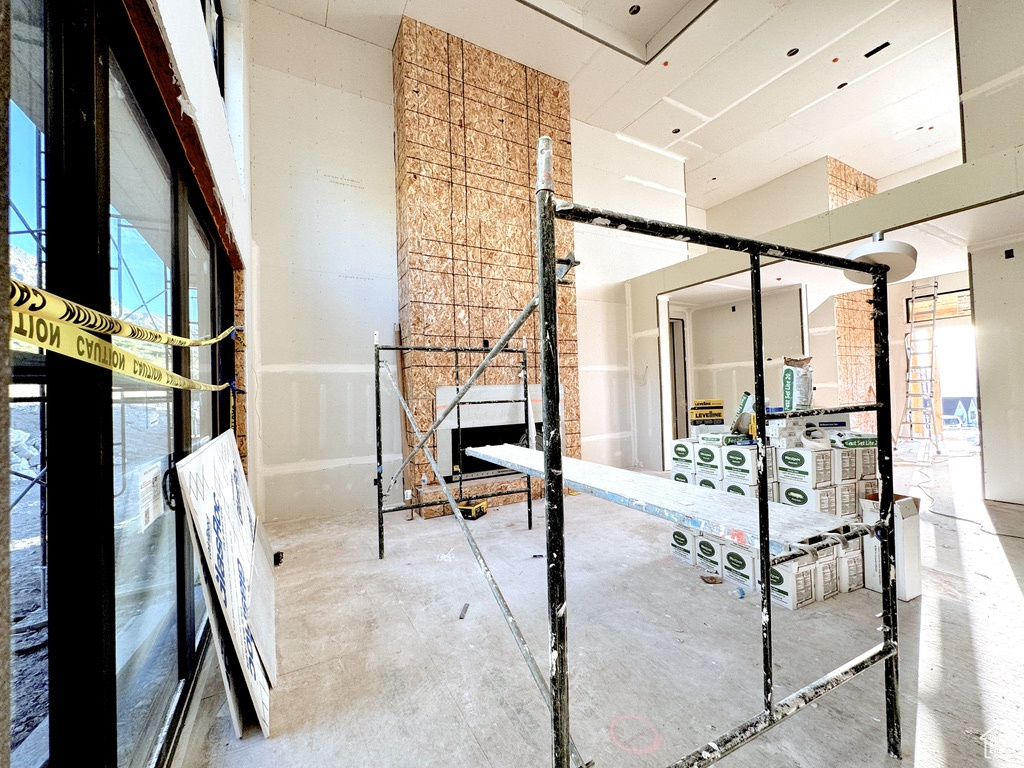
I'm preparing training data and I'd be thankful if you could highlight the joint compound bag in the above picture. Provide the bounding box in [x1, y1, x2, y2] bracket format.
[730, 391, 754, 434]
[783, 357, 813, 411]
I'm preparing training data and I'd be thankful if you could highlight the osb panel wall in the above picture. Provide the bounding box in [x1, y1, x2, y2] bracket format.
[835, 290, 876, 433]
[393, 18, 578, 515]
[233, 270, 248, 474]
[827, 156, 877, 209]
[829, 158, 876, 433]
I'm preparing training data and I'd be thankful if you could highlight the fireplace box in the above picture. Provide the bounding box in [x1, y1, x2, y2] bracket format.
[436, 384, 561, 483]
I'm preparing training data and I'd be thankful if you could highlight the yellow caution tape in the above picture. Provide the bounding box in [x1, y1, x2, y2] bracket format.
[9, 277, 237, 347]
[11, 310, 230, 392]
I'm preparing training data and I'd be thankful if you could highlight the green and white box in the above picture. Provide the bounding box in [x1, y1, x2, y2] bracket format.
[721, 445, 778, 484]
[696, 476, 722, 491]
[694, 444, 723, 479]
[670, 438, 697, 471]
[814, 545, 840, 601]
[670, 527, 696, 565]
[838, 539, 864, 592]
[721, 445, 755, 484]
[776, 448, 832, 488]
[769, 556, 815, 610]
[836, 482, 860, 519]
[858, 447, 878, 479]
[724, 481, 757, 498]
[832, 447, 859, 484]
[695, 535, 723, 575]
[723, 481, 779, 501]
[778, 481, 837, 516]
[671, 465, 695, 484]
[722, 543, 758, 592]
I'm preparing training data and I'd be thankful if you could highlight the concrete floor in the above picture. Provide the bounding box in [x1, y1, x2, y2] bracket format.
[172, 451, 1024, 767]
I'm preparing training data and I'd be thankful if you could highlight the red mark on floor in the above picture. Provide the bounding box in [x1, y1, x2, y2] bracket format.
[608, 713, 663, 755]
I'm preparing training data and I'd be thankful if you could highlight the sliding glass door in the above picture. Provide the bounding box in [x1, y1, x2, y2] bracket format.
[9, 3, 234, 763]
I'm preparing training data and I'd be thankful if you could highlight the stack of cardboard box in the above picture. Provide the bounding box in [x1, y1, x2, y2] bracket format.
[667, 412, 881, 607]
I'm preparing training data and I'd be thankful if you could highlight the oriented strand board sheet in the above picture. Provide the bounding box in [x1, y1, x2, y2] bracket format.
[468, 444, 850, 555]
[394, 16, 581, 494]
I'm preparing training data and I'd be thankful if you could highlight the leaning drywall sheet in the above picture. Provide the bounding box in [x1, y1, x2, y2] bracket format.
[469, 444, 849, 554]
[176, 430, 273, 736]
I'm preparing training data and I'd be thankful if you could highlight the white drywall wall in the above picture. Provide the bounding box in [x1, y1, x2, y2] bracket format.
[249, 3, 401, 520]
[688, 286, 805, 422]
[956, 0, 1024, 160]
[807, 298, 839, 410]
[151, 0, 251, 265]
[570, 119, 687, 467]
[706, 158, 829, 238]
[967, 249, 1022, 503]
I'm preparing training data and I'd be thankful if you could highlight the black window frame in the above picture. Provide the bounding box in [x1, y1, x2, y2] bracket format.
[41, 1, 236, 765]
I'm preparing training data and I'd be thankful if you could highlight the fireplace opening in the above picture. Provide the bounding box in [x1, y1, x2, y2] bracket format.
[447, 421, 543, 482]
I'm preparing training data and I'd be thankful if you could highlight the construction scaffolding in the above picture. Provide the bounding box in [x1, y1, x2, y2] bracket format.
[373, 343, 535, 558]
[373, 136, 901, 768]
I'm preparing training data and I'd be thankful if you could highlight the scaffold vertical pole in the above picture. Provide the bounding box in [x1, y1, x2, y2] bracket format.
[872, 267, 902, 758]
[748, 252, 775, 714]
[537, 136, 570, 768]
[375, 344, 384, 559]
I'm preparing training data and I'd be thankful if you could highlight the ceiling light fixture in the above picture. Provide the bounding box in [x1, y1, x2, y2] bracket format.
[629, 4, 641, 15]
[842, 234, 918, 284]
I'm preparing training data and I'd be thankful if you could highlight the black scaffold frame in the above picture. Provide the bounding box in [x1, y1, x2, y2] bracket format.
[535, 135, 900, 767]
[373, 135, 901, 768]
[374, 343, 535, 556]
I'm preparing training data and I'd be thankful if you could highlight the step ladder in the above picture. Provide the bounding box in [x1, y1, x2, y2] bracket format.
[897, 281, 940, 454]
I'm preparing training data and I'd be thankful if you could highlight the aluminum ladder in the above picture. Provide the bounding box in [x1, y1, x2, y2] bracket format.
[897, 280, 940, 453]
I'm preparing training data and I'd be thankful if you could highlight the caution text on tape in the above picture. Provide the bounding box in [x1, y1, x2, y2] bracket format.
[9, 277, 237, 348]
[12, 310, 230, 392]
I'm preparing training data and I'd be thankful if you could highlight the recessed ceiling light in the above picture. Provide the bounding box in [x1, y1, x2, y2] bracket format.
[837, 82, 848, 89]
[671, 128, 681, 134]
[787, 48, 799, 57]
[628, 4, 640, 15]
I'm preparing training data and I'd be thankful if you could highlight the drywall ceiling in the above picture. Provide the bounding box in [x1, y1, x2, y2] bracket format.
[663, 192, 1024, 311]
[261, 0, 963, 212]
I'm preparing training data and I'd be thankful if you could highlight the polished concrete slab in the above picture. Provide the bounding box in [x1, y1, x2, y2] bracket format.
[173, 453, 1024, 767]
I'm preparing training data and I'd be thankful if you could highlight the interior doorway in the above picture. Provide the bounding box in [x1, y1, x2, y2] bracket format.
[669, 318, 688, 439]
[934, 319, 979, 453]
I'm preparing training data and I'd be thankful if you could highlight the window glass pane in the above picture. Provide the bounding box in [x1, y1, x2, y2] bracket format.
[109, 55, 180, 768]
[187, 212, 213, 641]
[9, 0, 49, 759]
